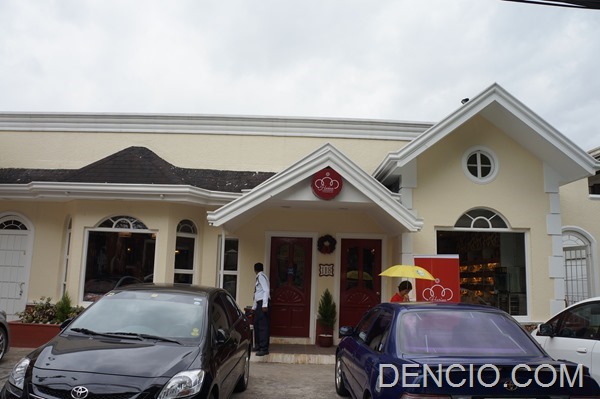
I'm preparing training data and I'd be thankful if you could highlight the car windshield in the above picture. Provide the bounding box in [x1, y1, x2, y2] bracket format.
[66, 290, 207, 342]
[398, 309, 544, 357]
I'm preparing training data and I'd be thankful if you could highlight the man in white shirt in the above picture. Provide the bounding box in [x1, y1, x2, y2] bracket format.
[252, 262, 270, 356]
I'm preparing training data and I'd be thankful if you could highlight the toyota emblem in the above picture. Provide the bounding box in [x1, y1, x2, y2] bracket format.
[71, 386, 89, 399]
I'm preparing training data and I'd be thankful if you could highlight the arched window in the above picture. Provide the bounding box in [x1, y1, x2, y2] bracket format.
[0, 219, 28, 230]
[98, 215, 148, 230]
[454, 209, 508, 229]
[83, 215, 155, 301]
[562, 231, 592, 306]
[174, 219, 197, 284]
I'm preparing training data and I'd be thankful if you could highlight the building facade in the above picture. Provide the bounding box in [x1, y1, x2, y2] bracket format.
[1, 83, 598, 344]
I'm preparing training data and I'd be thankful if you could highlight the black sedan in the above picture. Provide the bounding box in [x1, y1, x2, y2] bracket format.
[1, 284, 251, 399]
[335, 301, 600, 398]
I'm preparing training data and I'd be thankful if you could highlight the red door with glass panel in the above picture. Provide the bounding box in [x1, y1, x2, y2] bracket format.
[269, 237, 312, 337]
[340, 238, 381, 328]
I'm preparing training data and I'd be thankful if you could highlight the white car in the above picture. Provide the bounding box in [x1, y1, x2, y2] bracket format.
[533, 296, 600, 383]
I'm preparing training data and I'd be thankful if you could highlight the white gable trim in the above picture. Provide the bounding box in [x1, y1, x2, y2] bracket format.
[207, 143, 423, 232]
[374, 83, 598, 186]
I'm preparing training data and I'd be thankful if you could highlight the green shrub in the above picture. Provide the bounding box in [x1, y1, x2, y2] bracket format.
[55, 292, 73, 323]
[17, 294, 84, 324]
[317, 288, 337, 330]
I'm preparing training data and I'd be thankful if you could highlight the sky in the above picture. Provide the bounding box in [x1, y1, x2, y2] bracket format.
[1, 0, 599, 150]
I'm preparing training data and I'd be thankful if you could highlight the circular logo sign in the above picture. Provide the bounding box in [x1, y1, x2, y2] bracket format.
[312, 167, 343, 200]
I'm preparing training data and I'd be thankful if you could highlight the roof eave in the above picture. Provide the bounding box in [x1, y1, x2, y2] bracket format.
[0, 182, 240, 205]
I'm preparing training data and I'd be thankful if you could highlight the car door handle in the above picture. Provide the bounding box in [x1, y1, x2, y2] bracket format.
[576, 348, 588, 353]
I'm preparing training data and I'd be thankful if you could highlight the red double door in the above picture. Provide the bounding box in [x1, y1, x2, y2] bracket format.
[339, 238, 382, 328]
[269, 237, 312, 337]
[269, 237, 381, 337]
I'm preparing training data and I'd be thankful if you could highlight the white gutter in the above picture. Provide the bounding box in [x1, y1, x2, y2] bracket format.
[0, 182, 240, 206]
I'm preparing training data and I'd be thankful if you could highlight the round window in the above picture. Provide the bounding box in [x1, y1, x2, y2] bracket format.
[462, 147, 498, 183]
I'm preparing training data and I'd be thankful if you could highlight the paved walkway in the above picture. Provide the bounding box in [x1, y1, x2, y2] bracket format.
[1, 346, 338, 398]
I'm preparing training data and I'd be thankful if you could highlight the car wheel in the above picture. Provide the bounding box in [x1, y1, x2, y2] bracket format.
[335, 354, 350, 396]
[233, 347, 250, 392]
[0, 327, 7, 361]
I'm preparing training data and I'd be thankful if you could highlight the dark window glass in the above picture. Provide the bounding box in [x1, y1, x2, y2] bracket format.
[467, 151, 493, 179]
[223, 274, 238, 300]
[212, 296, 231, 332]
[174, 273, 193, 284]
[366, 311, 393, 352]
[555, 302, 600, 340]
[84, 231, 155, 301]
[399, 310, 543, 356]
[355, 308, 379, 343]
[175, 236, 195, 270]
[221, 294, 242, 326]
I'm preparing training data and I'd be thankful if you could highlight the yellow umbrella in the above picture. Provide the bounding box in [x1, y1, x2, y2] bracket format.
[379, 264, 436, 281]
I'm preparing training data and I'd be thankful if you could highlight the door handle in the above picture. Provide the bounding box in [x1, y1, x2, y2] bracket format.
[576, 348, 588, 354]
[19, 282, 25, 297]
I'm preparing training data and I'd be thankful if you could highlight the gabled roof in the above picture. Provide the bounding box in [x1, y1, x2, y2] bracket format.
[374, 83, 598, 186]
[207, 143, 424, 233]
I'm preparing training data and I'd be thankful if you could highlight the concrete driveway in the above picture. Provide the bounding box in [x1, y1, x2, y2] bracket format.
[1, 348, 338, 399]
[234, 362, 336, 398]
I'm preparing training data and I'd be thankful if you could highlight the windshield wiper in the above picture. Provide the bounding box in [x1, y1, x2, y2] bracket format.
[69, 328, 142, 340]
[109, 332, 182, 345]
[70, 328, 181, 344]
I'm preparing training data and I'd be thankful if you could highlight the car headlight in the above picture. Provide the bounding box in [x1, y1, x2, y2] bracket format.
[157, 370, 205, 399]
[9, 358, 30, 390]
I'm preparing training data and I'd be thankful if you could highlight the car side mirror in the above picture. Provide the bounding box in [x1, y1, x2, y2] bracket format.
[538, 323, 554, 337]
[60, 318, 73, 330]
[339, 326, 354, 337]
[216, 328, 229, 345]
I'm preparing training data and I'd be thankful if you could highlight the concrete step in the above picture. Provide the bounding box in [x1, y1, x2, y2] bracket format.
[250, 344, 336, 365]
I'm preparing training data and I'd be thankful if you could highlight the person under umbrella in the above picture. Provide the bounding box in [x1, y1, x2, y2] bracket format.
[390, 280, 412, 302]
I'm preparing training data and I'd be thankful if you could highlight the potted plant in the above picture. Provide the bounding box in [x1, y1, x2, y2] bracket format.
[9, 293, 84, 348]
[316, 288, 337, 347]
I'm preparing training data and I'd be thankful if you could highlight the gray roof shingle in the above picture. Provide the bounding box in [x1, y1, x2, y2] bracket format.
[0, 146, 274, 193]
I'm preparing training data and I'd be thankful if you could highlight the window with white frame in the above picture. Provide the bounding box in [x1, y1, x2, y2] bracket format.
[84, 215, 155, 301]
[218, 237, 239, 300]
[174, 219, 197, 284]
[463, 146, 498, 183]
[563, 231, 592, 306]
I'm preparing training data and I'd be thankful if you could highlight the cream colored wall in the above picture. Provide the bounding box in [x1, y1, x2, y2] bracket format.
[410, 116, 553, 321]
[2, 199, 216, 305]
[0, 131, 407, 174]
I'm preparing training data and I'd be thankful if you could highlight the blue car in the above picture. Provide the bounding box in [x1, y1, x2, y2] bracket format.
[335, 302, 599, 398]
